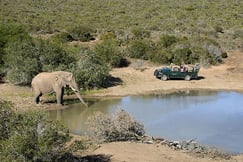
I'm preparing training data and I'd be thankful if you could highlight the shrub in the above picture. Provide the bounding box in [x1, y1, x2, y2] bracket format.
[0, 24, 29, 77]
[0, 100, 70, 162]
[190, 47, 216, 65]
[67, 25, 95, 42]
[158, 35, 177, 48]
[127, 40, 150, 60]
[0, 101, 15, 140]
[149, 49, 173, 64]
[34, 40, 76, 72]
[4, 37, 41, 85]
[172, 48, 193, 65]
[131, 27, 150, 40]
[86, 109, 145, 143]
[4, 37, 76, 85]
[50, 32, 74, 43]
[94, 39, 124, 67]
[75, 51, 110, 90]
[100, 31, 117, 40]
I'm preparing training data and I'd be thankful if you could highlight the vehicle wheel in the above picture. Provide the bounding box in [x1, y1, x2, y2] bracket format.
[161, 75, 168, 81]
[185, 75, 191, 81]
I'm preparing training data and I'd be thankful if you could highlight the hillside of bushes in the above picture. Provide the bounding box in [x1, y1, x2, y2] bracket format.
[0, 0, 242, 89]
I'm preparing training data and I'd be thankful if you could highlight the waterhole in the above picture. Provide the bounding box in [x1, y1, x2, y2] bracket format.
[48, 90, 243, 153]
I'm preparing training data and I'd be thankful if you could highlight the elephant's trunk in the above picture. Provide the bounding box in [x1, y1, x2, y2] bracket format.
[75, 91, 88, 107]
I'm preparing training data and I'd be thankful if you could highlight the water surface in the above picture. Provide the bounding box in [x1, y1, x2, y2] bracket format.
[48, 91, 243, 153]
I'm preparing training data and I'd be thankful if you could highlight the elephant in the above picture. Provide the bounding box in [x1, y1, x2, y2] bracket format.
[31, 71, 88, 107]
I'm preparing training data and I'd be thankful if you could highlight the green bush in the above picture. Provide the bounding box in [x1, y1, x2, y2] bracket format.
[50, 32, 73, 43]
[158, 35, 177, 48]
[0, 24, 29, 77]
[86, 109, 145, 143]
[94, 39, 124, 67]
[127, 40, 151, 60]
[75, 51, 110, 90]
[67, 25, 95, 42]
[131, 27, 150, 40]
[34, 40, 76, 72]
[172, 48, 193, 65]
[0, 101, 15, 140]
[100, 31, 117, 40]
[4, 37, 40, 85]
[190, 47, 216, 65]
[148, 49, 173, 64]
[0, 100, 70, 162]
[4, 37, 75, 85]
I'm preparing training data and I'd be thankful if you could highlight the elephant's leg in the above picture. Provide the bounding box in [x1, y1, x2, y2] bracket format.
[34, 91, 42, 104]
[56, 87, 64, 105]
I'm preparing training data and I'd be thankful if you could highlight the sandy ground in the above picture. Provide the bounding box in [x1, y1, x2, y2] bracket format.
[94, 50, 243, 97]
[0, 50, 243, 161]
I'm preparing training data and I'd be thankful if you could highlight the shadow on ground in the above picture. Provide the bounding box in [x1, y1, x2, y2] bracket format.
[103, 75, 123, 88]
[156, 75, 205, 81]
[59, 153, 112, 162]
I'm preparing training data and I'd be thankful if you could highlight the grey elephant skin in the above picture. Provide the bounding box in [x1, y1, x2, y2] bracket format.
[31, 71, 87, 107]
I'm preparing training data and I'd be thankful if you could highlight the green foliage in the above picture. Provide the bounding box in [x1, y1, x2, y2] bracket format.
[158, 35, 177, 48]
[0, 0, 242, 50]
[127, 40, 150, 60]
[172, 48, 193, 65]
[50, 32, 73, 43]
[67, 25, 95, 42]
[34, 40, 76, 72]
[0, 24, 29, 76]
[94, 39, 123, 67]
[148, 49, 173, 64]
[0, 101, 15, 140]
[190, 46, 216, 65]
[0, 100, 70, 162]
[75, 51, 110, 90]
[3, 31, 75, 85]
[100, 31, 117, 40]
[131, 27, 150, 40]
[4, 37, 41, 85]
[86, 109, 145, 143]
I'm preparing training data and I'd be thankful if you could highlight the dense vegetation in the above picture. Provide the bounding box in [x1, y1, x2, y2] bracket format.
[0, 101, 145, 161]
[0, 101, 70, 161]
[0, 0, 242, 88]
[0, 0, 242, 47]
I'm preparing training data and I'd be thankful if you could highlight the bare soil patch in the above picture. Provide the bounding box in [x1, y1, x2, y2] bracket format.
[91, 50, 243, 97]
[1, 50, 243, 161]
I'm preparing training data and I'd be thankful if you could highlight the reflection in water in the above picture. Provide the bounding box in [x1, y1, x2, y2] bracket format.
[48, 91, 243, 153]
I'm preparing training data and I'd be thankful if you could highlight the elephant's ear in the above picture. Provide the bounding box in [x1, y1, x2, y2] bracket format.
[56, 76, 66, 87]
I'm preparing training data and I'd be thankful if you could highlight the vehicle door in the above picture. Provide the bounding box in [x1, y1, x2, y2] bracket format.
[171, 66, 180, 78]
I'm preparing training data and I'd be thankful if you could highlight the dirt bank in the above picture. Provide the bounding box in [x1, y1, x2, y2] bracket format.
[92, 50, 243, 97]
[1, 50, 243, 161]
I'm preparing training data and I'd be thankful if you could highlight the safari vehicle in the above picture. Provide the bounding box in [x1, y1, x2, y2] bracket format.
[154, 63, 200, 81]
